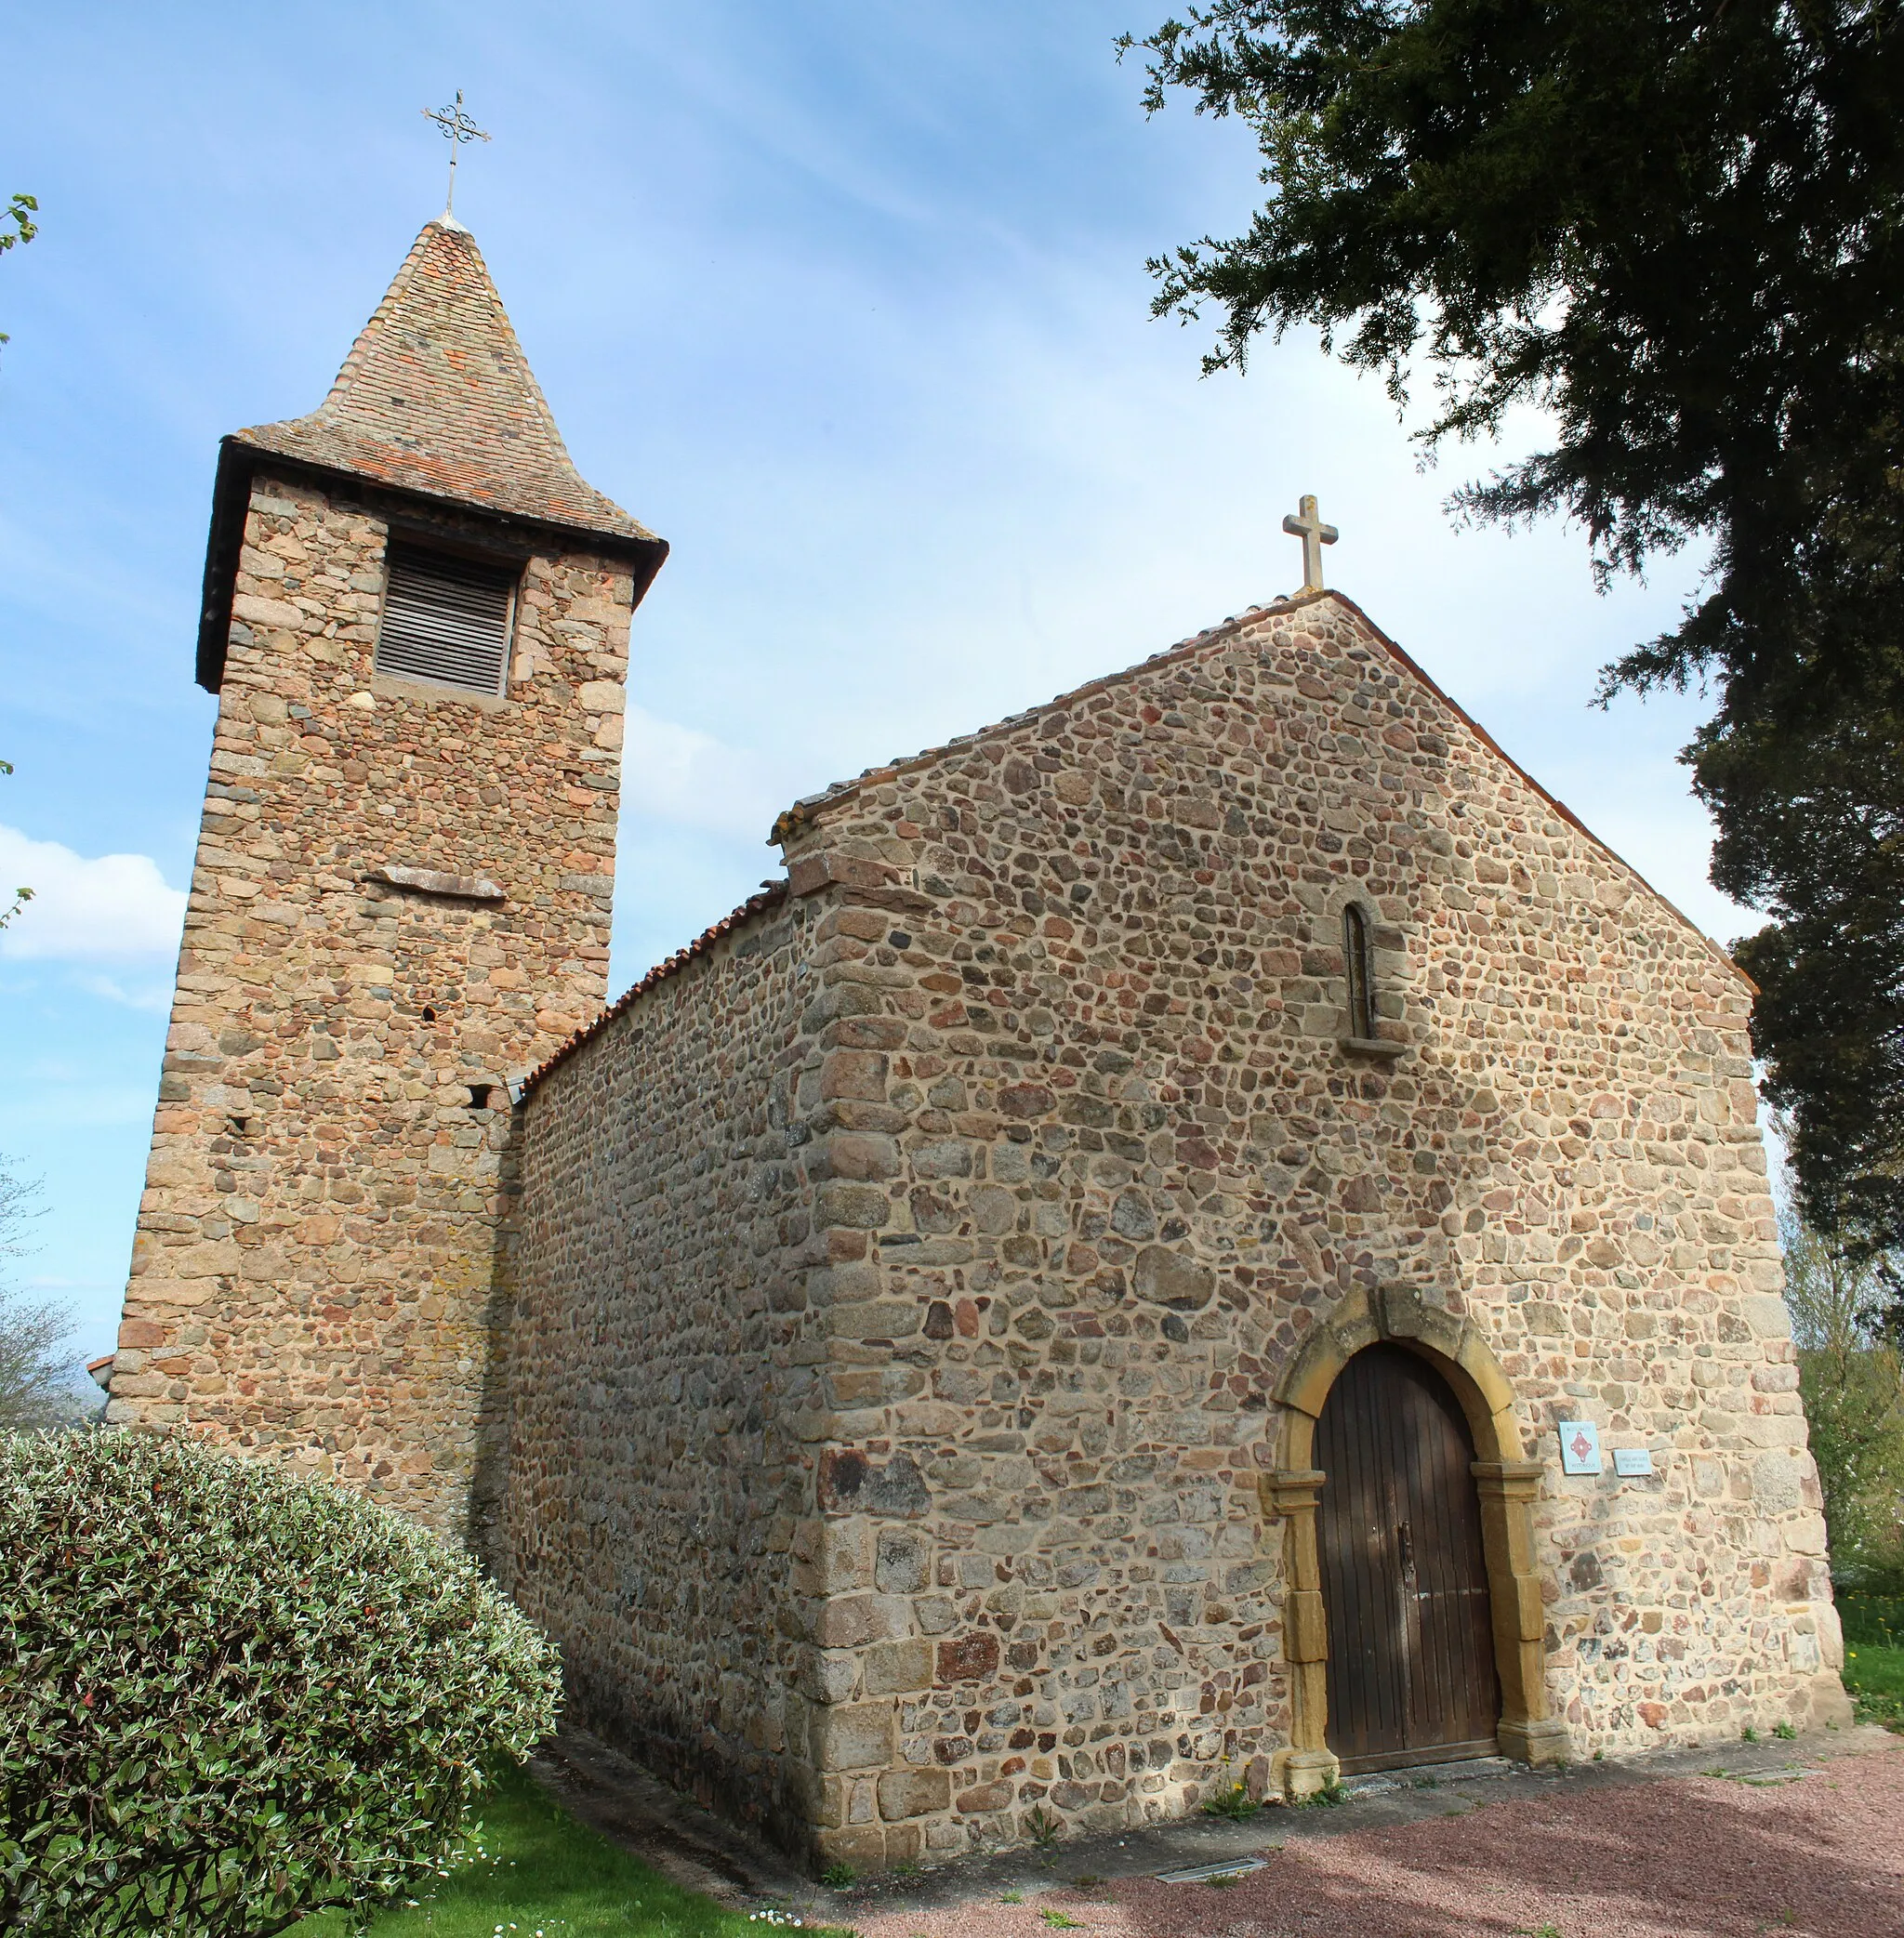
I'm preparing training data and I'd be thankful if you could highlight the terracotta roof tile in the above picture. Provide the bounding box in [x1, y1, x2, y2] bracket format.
[231, 217, 654, 546]
[522, 587, 1747, 1096]
[764, 587, 1745, 984]
[767, 596, 1305, 843]
[519, 882, 790, 1098]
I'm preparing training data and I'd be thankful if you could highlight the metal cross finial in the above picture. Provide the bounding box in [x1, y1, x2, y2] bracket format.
[421, 89, 491, 220]
[1282, 493, 1340, 593]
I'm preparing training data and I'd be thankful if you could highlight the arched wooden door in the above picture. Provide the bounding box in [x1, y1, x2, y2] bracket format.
[1316, 1344, 1501, 1771]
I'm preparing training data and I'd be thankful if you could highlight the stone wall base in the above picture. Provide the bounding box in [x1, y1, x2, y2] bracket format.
[1801, 1672, 1857, 1732]
[1499, 1717, 1572, 1767]
[1272, 1747, 1342, 1800]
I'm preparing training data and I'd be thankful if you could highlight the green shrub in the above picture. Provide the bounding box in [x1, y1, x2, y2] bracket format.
[0, 1430, 560, 1936]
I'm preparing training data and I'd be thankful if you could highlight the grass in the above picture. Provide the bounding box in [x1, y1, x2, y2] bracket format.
[1843, 1639, 1904, 1728]
[300, 1763, 853, 1938]
[1837, 1591, 1904, 1649]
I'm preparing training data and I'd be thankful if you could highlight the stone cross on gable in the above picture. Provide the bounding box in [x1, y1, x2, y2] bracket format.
[421, 89, 491, 221]
[1282, 494, 1339, 593]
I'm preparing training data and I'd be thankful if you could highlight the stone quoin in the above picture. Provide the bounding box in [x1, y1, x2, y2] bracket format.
[112, 217, 1851, 1876]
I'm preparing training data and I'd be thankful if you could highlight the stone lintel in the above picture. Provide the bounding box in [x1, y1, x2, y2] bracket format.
[1339, 1034, 1407, 1059]
[369, 864, 506, 902]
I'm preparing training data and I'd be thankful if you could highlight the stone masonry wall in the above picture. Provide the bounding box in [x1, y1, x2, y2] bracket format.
[109, 470, 637, 1541]
[759, 588, 1844, 1867]
[501, 892, 822, 1852]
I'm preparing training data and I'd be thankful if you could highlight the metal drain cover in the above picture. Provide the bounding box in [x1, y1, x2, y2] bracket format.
[1156, 1857, 1269, 1884]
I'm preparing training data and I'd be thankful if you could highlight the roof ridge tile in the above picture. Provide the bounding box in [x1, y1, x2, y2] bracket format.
[520, 882, 791, 1098]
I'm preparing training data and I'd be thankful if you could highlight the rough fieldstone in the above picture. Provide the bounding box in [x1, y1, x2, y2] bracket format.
[876, 1529, 932, 1594]
[500, 588, 1843, 1873]
[937, 1632, 1001, 1683]
[110, 469, 634, 1542]
[1133, 1245, 1216, 1312]
[879, 1769, 951, 1819]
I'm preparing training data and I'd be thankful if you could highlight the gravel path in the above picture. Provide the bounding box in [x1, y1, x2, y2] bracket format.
[846, 1739, 1904, 1938]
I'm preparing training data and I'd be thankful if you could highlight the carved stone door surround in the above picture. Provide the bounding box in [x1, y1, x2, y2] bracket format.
[1261, 1282, 1570, 1798]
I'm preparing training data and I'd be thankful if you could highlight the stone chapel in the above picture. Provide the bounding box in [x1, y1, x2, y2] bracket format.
[110, 214, 1851, 1873]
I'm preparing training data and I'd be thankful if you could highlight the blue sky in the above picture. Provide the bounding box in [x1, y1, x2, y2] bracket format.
[1, 1, 1734, 1378]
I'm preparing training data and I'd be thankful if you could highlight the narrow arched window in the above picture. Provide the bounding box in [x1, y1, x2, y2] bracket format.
[1343, 903, 1374, 1042]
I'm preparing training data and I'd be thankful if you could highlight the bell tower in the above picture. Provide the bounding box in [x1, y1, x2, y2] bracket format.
[107, 217, 666, 1539]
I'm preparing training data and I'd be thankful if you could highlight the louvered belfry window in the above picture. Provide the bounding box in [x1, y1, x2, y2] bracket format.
[374, 543, 518, 695]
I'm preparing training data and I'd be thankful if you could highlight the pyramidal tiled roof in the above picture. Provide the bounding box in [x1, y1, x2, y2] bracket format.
[231, 217, 655, 546]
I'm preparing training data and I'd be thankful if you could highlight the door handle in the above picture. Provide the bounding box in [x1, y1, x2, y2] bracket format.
[1397, 1519, 1415, 1582]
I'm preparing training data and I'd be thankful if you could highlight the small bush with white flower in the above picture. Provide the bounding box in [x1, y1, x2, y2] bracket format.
[0, 1430, 561, 1937]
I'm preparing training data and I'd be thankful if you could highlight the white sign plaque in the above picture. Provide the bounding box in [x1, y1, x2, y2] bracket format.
[1557, 1419, 1603, 1476]
[1613, 1446, 1655, 1478]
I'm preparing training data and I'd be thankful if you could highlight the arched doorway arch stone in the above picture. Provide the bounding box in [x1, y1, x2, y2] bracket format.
[1260, 1283, 1571, 1797]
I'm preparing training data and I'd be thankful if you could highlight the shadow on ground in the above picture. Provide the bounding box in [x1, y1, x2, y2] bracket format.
[540, 1724, 1904, 1938]
[1064, 1753, 1904, 1938]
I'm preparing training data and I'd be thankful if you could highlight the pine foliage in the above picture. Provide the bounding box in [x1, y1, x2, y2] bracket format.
[1126, 0, 1904, 1258]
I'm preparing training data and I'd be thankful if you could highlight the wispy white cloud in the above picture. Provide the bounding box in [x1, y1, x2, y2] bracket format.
[0, 826, 186, 961]
[3, 0, 1753, 1338]
[618, 705, 795, 843]
[73, 971, 176, 1012]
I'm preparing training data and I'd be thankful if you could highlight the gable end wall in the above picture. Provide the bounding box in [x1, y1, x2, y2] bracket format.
[762, 593, 1843, 1866]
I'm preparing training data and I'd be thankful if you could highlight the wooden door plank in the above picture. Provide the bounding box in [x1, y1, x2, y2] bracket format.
[1318, 1345, 1501, 1769]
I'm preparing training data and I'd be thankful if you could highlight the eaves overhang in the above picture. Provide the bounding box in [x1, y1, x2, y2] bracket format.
[193, 437, 670, 694]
